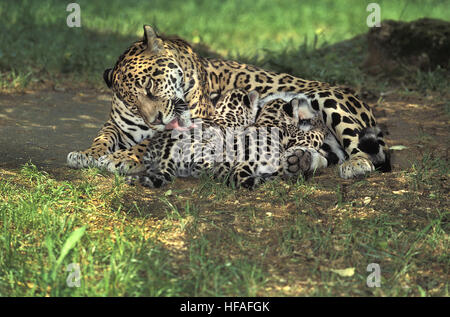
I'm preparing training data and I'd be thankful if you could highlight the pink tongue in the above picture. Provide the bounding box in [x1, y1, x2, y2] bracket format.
[165, 118, 180, 130]
[165, 118, 197, 131]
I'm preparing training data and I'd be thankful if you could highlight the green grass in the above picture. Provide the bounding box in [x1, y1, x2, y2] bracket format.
[409, 152, 449, 191]
[0, 0, 449, 89]
[0, 164, 270, 296]
[0, 162, 448, 296]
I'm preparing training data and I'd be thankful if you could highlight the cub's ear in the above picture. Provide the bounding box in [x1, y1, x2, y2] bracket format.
[243, 90, 259, 108]
[283, 99, 297, 117]
[247, 90, 259, 105]
[103, 68, 113, 88]
[296, 97, 315, 120]
[143, 25, 164, 54]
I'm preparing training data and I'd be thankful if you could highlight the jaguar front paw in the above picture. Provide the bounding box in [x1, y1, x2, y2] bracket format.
[97, 153, 145, 175]
[339, 156, 375, 179]
[67, 151, 98, 169]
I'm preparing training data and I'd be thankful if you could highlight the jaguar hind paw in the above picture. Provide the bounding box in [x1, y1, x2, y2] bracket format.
[339, 156, 375, 179]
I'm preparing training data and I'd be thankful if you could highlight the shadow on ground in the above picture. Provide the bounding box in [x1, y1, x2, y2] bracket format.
[0, 90, 109, 170]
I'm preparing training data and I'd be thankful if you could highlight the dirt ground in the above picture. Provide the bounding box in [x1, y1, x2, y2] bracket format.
[0, 89, 109, 172]
[372, 92, 448, 169]
[0, 88, 448, 177]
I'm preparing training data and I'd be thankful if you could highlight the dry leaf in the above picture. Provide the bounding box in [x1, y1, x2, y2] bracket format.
[330, 267, 355, 277]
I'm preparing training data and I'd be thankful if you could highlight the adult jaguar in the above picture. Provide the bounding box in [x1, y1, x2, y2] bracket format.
[126, 88, 328, 189]
[67, 25, 390, 179]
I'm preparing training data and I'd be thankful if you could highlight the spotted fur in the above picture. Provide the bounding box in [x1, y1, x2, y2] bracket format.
[67, 25, 390, 179]
[126, 89, 327, 189]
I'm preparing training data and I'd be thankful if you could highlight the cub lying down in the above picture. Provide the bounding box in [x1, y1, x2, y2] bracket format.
[126, 89, 328, 189]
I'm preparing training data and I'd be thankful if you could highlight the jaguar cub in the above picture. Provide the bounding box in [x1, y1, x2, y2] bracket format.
[126, 89, 327, 189]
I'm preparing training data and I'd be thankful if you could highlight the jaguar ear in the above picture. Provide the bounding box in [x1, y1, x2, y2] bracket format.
[103, 68, 113, 88]
[143, 25, 164, 54]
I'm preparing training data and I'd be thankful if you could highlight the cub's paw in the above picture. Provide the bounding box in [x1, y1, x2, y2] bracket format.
[339, 156, 375, 179]
[282, 147, 327, 178]
[97, 153, 145, 175]
[125, 173, 164, 188]
[283, 148, 312, 177]
[125, 175, 141, 186]
[240, 176, 259, 190]
[67, 151, 97, 169]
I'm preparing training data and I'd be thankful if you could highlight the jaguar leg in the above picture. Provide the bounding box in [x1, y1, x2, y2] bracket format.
[97, 140, 150, 174]
[317, 94, 390, 179]
[67, 120, 120, 169]
[68, 119, 151, 174]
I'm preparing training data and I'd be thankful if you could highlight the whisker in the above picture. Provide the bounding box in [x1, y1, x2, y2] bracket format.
[173, 97, 189, 115]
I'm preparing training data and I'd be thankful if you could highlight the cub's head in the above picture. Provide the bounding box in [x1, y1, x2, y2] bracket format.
[212, 89, 259, 127]
[103, 25, 194, 131]
[255, 97, 311, 128]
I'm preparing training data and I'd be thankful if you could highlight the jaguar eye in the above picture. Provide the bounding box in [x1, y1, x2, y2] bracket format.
[144, 77, 153, 90]
[146, 91, 157, 101]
